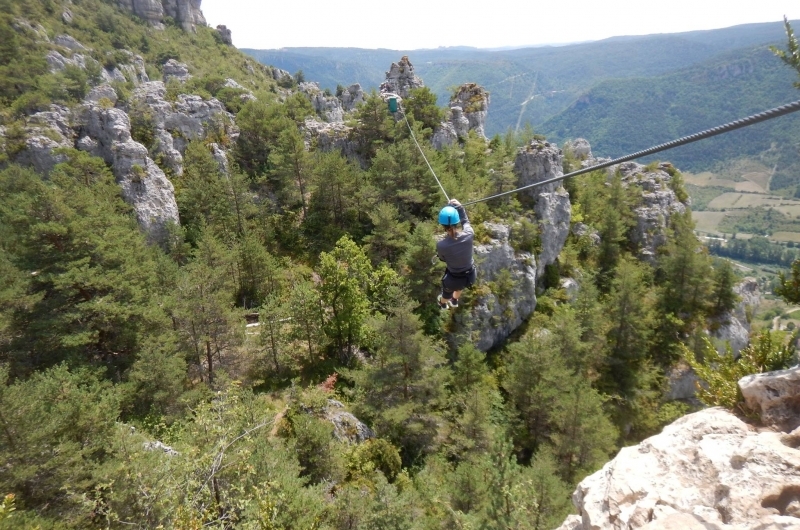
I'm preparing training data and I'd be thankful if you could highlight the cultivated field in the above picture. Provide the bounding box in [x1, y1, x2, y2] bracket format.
[686, 163, 800, 243]
[705, 193, 800, 213]
[684, 172, 737, 188]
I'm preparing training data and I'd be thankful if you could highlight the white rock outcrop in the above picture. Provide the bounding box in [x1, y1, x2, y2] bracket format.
[379, 56, 424, 99]
[513, 139, 563, 196]
[128, 81, 236, 176]
[558, 406, 800, 530]
[162, 59, 191, 82]
[449, 83, 489, 140]
[712, 277, 759, 354]
[339, 83, 365, 111]
[116, 0, 206, 32]
[77, 103, 179, 240]
[564, 138, 593, 160]
[324, 399, 374, 444]
[458, 222, 538, 352]
[299, 82, 344, 123]
[432, 85, 489, 148]
[740, 367, 800, 432]
[618, 161, 688, 263]
[14, 105, 74, 174]
[302, 117, 361, 164]
[534, 188, 572, 282]
[215, 24, 232, 45]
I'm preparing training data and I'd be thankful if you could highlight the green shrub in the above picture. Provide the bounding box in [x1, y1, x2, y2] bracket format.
[129, 101, 155, 148]
[509, 217, 540, 253]
[684, 330, 798, 411]
[10, 90, 52, 116]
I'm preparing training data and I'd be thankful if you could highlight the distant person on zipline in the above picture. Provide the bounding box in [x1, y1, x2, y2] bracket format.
[436, 199, 476, 309]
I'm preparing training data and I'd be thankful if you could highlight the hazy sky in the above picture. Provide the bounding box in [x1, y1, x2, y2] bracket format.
[202, 0, 800, 50]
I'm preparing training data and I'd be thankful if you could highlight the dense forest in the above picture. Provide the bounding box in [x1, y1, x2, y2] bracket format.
[0, 0, 798, 528]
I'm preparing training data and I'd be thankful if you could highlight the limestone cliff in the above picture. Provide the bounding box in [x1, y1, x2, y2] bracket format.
[432, 83, 491, 149]
[379, 55, 424, 99]
[558, 367, 800, 530]
[116, 0, 206, 32]
[455, 222, 538, 351]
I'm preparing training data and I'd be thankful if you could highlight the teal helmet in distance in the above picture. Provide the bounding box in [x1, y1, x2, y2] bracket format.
[439, 205, 460, 226]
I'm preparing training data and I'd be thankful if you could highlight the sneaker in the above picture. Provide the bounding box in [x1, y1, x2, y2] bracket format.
[437, 295, 450, 310]
[449, 298, 459, 308]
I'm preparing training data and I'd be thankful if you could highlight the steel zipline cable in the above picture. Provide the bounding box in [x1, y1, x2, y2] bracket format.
[461, 99, 800, 207]
[401, 110, 450, 202]
[385, 93, 451, 202]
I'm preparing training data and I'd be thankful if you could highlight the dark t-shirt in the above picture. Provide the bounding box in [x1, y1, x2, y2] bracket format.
[436, 205, 474, 274]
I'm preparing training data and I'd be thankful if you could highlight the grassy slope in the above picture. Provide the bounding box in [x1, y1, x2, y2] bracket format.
[4, 0, 277, 103]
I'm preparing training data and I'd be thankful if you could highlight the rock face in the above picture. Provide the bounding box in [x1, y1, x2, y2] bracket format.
[618, 161, 688, 262]
[302, 118, 360, 163]
[324, 400, 374, 444]
[458, 223, 538, 352]
[513, 139, 563, 196]
[116, 0, 206, 32]
[564, 138, 593, 160]
[162, 59, 191, 82]
[740, 367, 800, 432]
[711, 277, 759, 355]
[299, 82, 344, 123]
[14, 105, 74, 174]
[534, 188, 572, 282]
[215, 24, 232, 45]
[128, 81, 236, 176]
[46, 47, 149, 86]
[77, 103, 180, 240]
[449, 83, 489, 139]
[432, 86, 489, 148]
[379, 56, 423, 99]
[339, 83, 364, 111]
[558, 405, 800, 530]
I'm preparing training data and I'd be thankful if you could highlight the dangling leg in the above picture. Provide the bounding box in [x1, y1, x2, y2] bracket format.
[450, 290, 462, 308]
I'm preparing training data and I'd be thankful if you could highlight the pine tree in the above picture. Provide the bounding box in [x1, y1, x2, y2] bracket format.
[267, 126, 312, 215]
[350, 91, 395, 161]
[0, 158, 168, 375]
[601, 257, 655, 398]
[709, 259, 738, 317]
[596, 174, 635, 291]
[445, 343, 500, 458]
[171, 235, 242, 385]
[398, 221, 441, 333]
[287, 279, 326, 371]
[347, 297, 449, 464]
[317, 235, 373, 363]
[363, 203, 410, 266]
[304, 151, 365, 252]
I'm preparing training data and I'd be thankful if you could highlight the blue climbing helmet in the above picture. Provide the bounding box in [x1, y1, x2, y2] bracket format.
[439, 205, 460, 227]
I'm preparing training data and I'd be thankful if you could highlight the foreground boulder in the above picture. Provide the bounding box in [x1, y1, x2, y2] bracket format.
[558, 367, 800, 530]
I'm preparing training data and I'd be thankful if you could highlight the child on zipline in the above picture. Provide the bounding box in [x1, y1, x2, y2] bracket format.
[436, 199, 476, 309]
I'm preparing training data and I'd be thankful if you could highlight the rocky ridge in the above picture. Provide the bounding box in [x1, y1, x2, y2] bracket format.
[78, 96, 180, 240]
[461, 222, 538, 351]
[558, 367, 800, 530]
[463, 140, 572, 350]
[116, 0, 206, 32]
[432, 84, 491, 149]
[379, 55, 424, 99]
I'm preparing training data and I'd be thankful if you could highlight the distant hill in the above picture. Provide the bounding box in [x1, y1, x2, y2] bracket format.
[242, 21, 798, 137]
[540, 46, 800, 179]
